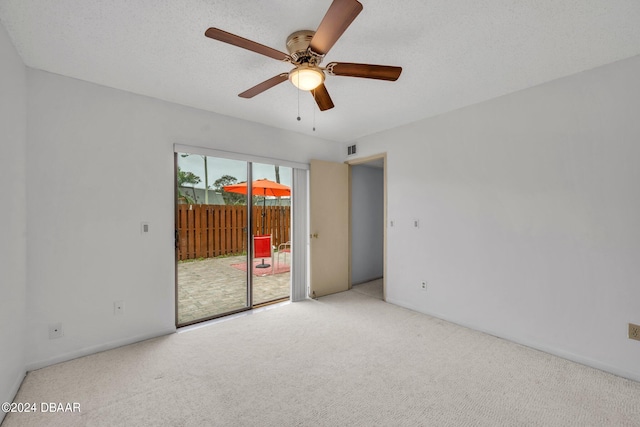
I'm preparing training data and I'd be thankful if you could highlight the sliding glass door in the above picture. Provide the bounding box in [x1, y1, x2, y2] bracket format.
[175, 153, 291, 326]
[176, 155, 250, 325]
[251, 162, 292, 306]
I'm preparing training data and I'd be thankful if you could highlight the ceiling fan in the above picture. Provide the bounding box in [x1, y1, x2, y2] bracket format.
[204, 0, 402, 111]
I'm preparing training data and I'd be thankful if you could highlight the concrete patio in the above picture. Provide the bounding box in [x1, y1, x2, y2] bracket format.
[177, 254, 291, 325]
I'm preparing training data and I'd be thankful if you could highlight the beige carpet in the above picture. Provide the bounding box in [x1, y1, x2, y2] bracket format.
[4, 283, 640, 426]
[351, 278, 384, 299]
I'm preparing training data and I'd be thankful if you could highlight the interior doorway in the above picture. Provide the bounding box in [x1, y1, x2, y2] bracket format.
[349, 154, 386, 300]
[175, 152, 292, 327]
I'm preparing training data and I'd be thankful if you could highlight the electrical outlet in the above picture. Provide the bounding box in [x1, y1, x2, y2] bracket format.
[421, 281, 427, 291]
[49, 323, 63, 339]
[629, 323, 640, 341]
[114, 300, 125, 315]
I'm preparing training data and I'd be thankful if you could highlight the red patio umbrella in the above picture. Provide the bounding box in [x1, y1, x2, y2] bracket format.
[223, 178, 291, 234]
[223, 178, 291, 199]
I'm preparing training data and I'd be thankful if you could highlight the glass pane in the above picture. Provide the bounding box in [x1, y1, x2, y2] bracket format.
[251, 162, 292, 305]
[176, 154, 249, 325]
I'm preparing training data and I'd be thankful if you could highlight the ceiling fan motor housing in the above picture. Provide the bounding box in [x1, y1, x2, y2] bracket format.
[286, 30, 322, 65]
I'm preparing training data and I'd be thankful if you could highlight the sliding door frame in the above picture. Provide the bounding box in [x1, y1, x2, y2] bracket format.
[174, 144, 309, 326]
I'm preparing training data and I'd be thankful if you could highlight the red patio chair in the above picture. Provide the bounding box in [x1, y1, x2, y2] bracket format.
[254, 235, 272, 270]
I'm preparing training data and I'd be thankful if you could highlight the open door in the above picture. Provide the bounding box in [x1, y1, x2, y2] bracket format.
[309, 159, 349, 297]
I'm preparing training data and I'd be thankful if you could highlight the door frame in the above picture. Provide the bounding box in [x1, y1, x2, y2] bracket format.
[346, 153, 387, 301]
[173, 144, 309, 326]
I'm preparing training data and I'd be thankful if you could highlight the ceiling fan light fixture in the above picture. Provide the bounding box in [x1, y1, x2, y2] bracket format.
[289, 65, 325, 91]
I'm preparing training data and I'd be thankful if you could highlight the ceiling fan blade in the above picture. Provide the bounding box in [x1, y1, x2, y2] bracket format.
[312, 84, 335, 111]
[327, 62, 402, 81]
[309, 0, 363, 56]
[205, 28, 291, 62]
[239, 74, 289, 98]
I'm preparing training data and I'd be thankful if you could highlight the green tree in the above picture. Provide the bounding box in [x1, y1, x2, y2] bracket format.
[214, 175, 245, 205]
[177, 167, 201, 204]
[181, 154, 211, 204]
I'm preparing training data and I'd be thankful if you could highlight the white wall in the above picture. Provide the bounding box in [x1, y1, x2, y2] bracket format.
[0, 21, 27, 420]
[25, 69, 342, 369]
[351, 165, 384, 284]
[350, 55, 640, 381]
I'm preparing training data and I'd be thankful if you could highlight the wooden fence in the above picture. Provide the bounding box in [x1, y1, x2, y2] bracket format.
[177, 204, 291, 261]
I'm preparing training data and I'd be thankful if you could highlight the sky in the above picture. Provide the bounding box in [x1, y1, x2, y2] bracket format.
[177, 153, 292, 189]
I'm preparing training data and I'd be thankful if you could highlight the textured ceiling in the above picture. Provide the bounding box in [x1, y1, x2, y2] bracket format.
[1, 0, 640, 142]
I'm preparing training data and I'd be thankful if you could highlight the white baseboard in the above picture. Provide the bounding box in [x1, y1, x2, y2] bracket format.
[26, 328, 176, 372]
[386, 297, 640, 383]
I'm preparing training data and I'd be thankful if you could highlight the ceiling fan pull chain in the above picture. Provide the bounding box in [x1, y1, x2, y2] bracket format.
[313, 90, 316, 131]
[296, 73, 301, 121]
